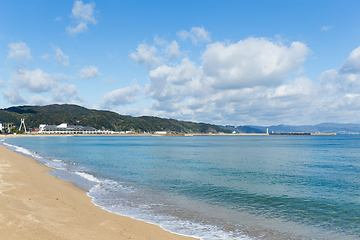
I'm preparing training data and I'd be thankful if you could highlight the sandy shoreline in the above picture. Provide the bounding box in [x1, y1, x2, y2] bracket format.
[0, 136, 197, 240]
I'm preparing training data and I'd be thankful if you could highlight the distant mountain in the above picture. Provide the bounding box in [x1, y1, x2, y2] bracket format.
[223, 125, 265, 133]
[2, 105, 359, 134]
[250, 123, 360, 134]
[0, 104, 231, 134]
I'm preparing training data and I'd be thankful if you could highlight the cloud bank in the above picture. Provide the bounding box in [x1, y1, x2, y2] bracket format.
[3, 22, 360, 126]
[123, 27, 360, 125]
[141, 35, 314, 124]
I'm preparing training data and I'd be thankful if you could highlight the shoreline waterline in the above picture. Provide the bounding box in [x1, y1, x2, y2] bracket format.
[1, 136, 252, 240]
[0, 135, 198, 240]
[0, 130, 336, 138]
[1, 134, 358, 240]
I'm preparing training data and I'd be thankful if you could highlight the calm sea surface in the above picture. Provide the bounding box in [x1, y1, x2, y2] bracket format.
[2, 135, 360, 240]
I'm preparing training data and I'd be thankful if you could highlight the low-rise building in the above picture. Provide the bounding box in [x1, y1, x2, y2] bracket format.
[154, 131, 168, 135]
[0, 123, 15, 133]
[154, 128, 172, 135]
[38, 123, 113, 134]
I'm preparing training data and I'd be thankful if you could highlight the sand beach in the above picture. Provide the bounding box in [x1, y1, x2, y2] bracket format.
[0, 136, 197, 240]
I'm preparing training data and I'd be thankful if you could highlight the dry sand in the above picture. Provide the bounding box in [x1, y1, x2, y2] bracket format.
[0, 138, 197, 240]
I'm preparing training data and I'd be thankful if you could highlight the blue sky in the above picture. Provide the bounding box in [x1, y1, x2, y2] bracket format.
[1, 0, 360, 126]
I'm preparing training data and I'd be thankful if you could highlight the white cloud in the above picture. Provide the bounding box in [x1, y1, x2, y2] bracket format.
[67, 0, 97, 35]
[140, 37, 317, 125]
[267, 45, 360, 124]
[177, 27, 211, 45]
[100, 83, 141, 108]
[339, 46, 360, 74]
[51, 84, 83, 103]
[8, 41, 33, 63]
[41, 53, 51, 61]
[202, 38, 311, 89]
[290, 46, 360, 123]
[316, 48, 360, 121]
[319, 47, 360, 96]
[0, 78, 5, 88]
[80, 66, 100, 79]
[154, 36, 167, 46]
[165, 41, 180, 60]
[147, 78, 320, 125]
[270, 77, 318, 99]
[29, 85, 83, 106]
[129, 43, 163, 69]
[321, 25, 333, 31]
[146, 58, 202, 102]
[67, 22, 88, 34]
[29, 95, 49, 106]
[52, 45, 70, 66]
[319, 69, 355, 95]
[130, 38, 180, 69]
[127, 28, 360, 125]
[54, 17, 62, 21]
[2, 88, 27, 105]
[71, 0, 96, 24]
[11, 68, 57, 93]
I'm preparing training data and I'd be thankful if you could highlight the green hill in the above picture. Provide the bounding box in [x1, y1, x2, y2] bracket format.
[0, 104, 231, 134]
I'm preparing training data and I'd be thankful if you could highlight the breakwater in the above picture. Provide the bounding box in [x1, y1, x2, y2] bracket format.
[269, 133, 336, 135]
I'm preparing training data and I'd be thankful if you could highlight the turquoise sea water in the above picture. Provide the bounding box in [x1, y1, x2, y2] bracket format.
[2, 135, 360, 240]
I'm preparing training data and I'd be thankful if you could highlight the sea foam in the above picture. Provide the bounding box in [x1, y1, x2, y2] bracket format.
[75, 172, 102, 183]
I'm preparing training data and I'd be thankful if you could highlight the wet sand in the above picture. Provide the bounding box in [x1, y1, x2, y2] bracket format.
[0, 136, 197, 240]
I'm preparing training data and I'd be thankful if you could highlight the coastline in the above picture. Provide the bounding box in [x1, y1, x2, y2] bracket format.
[0, 136, 197, 240]
[1, 134, 357, 239]
[1, 131, 336, 138]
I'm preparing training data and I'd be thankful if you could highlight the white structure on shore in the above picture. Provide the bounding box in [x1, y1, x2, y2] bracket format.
[154, 128, 172, 135]
[19, 118, 27, 133]
[154, 131, 168, 135]
[0, 123, 3, 132]
[38, 123, 113, 134]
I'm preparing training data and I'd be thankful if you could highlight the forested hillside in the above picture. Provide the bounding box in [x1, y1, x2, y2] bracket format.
[0, 104, 231, 133]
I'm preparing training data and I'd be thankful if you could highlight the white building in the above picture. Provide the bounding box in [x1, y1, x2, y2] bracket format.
[38, 123, 113, 134]
[0, 123, 3, 132]
[154, 129, 172, 135]
[154, 131, 168, 135]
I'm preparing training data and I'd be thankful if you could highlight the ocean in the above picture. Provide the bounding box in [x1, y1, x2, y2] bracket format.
[2, 135, 360, 240]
